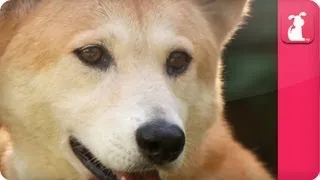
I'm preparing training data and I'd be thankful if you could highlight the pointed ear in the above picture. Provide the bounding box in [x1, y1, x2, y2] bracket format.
[1, 0, 41, 16]
[0, 0, 41, 57]
[194, 0, 251, 47]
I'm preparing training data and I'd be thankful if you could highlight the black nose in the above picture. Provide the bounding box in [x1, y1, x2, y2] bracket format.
[135, 120, 185, 165]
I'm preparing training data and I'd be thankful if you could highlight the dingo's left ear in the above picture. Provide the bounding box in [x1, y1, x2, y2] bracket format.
[194, 0, 251, 48]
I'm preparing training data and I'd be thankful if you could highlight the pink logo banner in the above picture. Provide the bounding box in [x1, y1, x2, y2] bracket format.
[279, 0, 320, 179]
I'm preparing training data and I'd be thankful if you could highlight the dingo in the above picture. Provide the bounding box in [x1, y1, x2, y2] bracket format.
[0, 0, 274, 180]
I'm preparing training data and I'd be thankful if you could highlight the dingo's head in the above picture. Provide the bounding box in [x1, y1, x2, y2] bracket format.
[0, 0, 249, 179]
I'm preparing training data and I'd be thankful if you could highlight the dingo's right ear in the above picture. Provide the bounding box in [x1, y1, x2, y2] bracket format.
[288, 15, 295, 20]
[0, 0, 42, 57]
[1, 0, 42, 16]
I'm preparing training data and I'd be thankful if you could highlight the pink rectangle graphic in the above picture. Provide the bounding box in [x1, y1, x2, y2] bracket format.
[278, 0, 320, 180]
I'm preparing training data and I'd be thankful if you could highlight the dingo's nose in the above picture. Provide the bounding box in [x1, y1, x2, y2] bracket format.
[135, 120, 185, 165]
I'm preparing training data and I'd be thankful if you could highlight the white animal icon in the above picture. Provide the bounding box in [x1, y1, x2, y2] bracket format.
[288, 12, 307, 41]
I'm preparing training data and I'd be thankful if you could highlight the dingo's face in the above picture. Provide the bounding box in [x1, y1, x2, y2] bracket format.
[0, 0, 248, 179]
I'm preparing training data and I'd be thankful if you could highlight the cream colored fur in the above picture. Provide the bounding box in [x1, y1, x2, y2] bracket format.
[0, 0, 274, 180]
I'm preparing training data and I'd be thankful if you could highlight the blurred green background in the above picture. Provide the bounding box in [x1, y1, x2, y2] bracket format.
[223, 0, 277, 176]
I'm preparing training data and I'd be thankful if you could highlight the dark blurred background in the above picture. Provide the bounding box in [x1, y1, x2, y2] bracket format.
[223, 0, 277, 176]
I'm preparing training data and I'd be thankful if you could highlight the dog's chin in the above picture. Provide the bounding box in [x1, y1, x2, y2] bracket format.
[69, 137, 161, 180]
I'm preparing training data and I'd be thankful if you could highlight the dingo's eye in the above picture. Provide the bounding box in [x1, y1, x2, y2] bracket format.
[74, 45, 112, 70]
[166, 51, 192, 76]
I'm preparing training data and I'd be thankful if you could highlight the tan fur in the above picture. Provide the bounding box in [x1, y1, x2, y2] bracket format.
[0, 0, 274, 180]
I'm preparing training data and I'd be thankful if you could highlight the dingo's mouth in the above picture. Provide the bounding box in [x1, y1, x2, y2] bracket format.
[69, 137, 161, 180]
